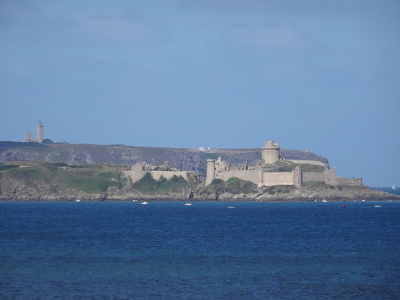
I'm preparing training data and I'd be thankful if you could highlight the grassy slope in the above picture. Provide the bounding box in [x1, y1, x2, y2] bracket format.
[1, 162, 127, 194]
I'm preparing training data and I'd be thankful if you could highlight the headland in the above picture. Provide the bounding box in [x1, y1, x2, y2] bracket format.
[0, 140, 398, 202]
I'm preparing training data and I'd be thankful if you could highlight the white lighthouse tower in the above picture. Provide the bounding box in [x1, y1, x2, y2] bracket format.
[36, 120, 44, 143]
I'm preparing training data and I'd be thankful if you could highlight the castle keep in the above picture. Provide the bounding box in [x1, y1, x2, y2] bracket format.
[206, 140, 362, 188]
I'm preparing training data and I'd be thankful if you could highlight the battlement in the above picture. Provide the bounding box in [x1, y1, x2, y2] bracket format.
[205, 140, 363, 188]
[337, 178, 363, 186]
[125, 161, 199, 184]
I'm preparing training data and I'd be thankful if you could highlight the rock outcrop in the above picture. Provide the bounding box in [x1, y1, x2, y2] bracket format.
[0, 141, 328, 177]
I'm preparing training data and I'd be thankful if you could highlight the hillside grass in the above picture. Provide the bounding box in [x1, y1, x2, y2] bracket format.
[0, 164, 19, 173]
[2, 161, 127, 193]
[273, 161, 325, 172]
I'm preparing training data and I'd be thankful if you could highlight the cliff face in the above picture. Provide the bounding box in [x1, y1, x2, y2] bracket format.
[0, 142, 328, 176]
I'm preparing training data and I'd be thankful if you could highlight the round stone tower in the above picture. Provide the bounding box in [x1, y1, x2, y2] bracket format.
[293, 166, 302, 188]
[36, 120, 44, 143]
[261, 140, 280, 164]
[205, 159, 216, 186]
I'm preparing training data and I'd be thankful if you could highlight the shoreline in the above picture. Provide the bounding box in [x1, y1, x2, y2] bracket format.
[1, 196, 399, 203]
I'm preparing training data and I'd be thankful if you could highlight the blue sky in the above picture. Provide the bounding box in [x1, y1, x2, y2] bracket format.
[1, 0, 399, 186]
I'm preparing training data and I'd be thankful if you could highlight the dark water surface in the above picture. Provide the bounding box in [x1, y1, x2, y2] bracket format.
[1, 201, 399, 299]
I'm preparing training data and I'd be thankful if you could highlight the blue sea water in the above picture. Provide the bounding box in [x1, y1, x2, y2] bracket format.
[1, 201, 399, 299]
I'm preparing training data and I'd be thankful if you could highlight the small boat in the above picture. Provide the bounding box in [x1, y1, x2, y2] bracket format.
[392, 184, 396, 190]
[132, 200, 138, 202]
[76, 199, 81, 202]
[227, 206, 235, 209]
[184, 203, 192, 206]
[374, 205, 381, 208]
[141, 201, 148, 205]
[322, 199, 327, 202]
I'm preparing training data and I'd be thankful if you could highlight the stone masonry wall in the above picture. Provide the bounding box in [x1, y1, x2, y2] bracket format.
[337, 178, 363, 186]
[303, 172, 325, 183]
[215, 169, 259, 184]
[124, 170, 196, 183]
[124, 170, 144, 183]
[324, 169, 338, 186]
[261, 172, 293, 186]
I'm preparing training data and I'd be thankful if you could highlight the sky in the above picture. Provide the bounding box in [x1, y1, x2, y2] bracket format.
[0, 0, 399, 186]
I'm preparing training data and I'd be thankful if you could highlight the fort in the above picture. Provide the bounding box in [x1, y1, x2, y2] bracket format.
[124, 161, 199, 184]
[124, 140, 363, 189]
[205, 140, 363, 188]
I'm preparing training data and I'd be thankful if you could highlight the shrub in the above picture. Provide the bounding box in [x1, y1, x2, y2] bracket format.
[0, 165, 19, 172]
[132, 173, 189, 194]
[211, 179, 223, 185]
[197, 177, 257, 197]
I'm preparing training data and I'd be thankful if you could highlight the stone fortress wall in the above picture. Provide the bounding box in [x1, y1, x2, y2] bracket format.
[206, 140, 363, 188]
[124, 161, 199, 183]
[124, 140, 363, 188]
[337, 177, 363, 186]
[286, 159, 327, 167]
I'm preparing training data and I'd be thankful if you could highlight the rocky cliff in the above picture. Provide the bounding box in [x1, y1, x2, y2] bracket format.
[3, 142, 390, 203]
[0, 141, 328, 177]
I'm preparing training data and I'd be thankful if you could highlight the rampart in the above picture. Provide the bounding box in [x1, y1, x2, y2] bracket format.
[337, 177, 363, 186]
[287, 159, 328, 168]
[303, 172, 325, 183]
[205, 140, 363, 188]
[215, 169, 259, 183]
[260, 172, 293, 186]
[124, 162, 199, 183]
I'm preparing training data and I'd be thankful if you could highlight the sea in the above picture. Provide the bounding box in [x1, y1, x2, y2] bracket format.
[1, 198, 399, 299]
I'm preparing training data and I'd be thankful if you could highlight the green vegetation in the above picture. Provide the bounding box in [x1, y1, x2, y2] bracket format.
[211, 179, 223, 185]
[273, 161, 325, 172]
[64, 174, 116, 193]
[42, 162, 68, 167]
[0, 164, 19, 173]
[1, 161, 127, 194]
[5, 166, 46, 190]
[225, 177, 257, 194]
[260, 185, 294, 195]
[62, 167, 125, 193]
[132, 173, 190, 194]
[197, 177, 258, 199]
[0, 161, 195, 196]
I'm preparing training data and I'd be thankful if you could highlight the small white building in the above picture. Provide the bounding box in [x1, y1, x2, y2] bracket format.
[199, 147, 216, 153]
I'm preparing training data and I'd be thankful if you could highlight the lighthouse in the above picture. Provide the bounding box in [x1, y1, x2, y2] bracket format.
[36, 120, 44, 143]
